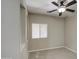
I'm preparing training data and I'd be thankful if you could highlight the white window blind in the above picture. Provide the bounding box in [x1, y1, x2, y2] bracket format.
[32, 24, 40, 38]
[32, 23, 47, 39]
[40, 24, 47, 38]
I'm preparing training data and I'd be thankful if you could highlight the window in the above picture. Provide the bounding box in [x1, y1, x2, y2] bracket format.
[32, 23, 47, 39]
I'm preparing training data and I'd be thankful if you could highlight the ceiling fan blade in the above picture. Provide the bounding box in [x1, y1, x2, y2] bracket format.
[66, 9, 75, 12]
[47, 9, 57, 13]
[52, 2, 59, 6]
[59, 13, 62, 16]
[66, 0, 77, 7]
[60, 1, 64, 6]
[60, 0, 66, 6]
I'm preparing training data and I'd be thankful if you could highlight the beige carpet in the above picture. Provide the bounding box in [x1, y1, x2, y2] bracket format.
[29, 48, 77, 59]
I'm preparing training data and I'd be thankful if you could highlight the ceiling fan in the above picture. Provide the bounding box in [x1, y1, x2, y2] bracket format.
[47, 0, 77, 16]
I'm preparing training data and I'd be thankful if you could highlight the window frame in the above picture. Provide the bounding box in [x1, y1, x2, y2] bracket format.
[31, 23, 48, 39]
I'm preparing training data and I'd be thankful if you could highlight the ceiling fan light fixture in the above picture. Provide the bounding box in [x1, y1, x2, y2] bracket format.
[47, 0, 76, 16]
[58, 7, 66, 12]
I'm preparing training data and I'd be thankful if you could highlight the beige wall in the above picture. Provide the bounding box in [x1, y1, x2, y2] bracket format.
[20, 1, 28, 59]
[20, 7, 27, 59]
[28, 14, 64, 50]
[64, 16, 77, 52]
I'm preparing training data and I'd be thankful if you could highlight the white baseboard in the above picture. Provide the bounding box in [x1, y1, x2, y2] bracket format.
[64, 47, 77, 53]
[27, 46, 64, 52]
[27, 46, 77, 53]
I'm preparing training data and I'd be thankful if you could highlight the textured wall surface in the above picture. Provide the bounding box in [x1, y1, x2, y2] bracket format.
[28, 14, 64, 50]
[1, 0, 21, 59]
[64, 16, 77, 52]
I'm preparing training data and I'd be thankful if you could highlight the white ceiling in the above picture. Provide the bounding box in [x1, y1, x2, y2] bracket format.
[26, 0, 77, 17]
